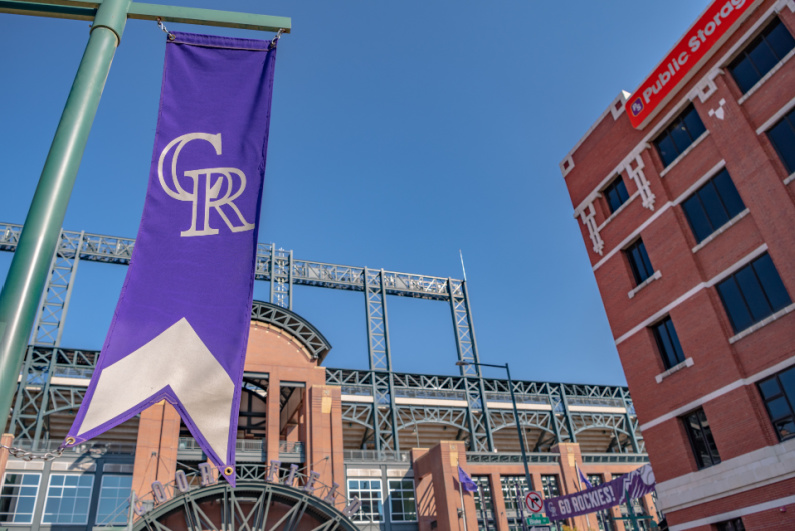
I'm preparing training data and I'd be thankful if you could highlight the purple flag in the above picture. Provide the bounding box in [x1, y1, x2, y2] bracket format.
[63, 32, 278, 486]
[457, 466, 479, 493]
[544, 464, 656, 521]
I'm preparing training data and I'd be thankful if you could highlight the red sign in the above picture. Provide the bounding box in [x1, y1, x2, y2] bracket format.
[625, 0, 755, 129]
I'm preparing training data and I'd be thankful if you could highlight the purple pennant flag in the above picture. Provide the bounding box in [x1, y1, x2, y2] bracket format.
[63, 32, 278, 486]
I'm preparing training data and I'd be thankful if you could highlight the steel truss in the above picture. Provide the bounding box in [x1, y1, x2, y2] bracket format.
[1, 222, 484, 452]
[8, 346, 644, 456]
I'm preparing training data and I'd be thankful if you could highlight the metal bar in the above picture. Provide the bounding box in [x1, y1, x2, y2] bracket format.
[0, 0, 132, 435]
[128, 2, 290, 32]
[505, 363, 533, 491]
[0, 0, 96, 20]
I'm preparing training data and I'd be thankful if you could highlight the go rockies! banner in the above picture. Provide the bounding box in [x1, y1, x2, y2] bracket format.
[63, 32, 278, 486]
[544, 464, 656, 521]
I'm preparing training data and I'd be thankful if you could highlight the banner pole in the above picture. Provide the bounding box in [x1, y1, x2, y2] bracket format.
[0, 0, 132, 434]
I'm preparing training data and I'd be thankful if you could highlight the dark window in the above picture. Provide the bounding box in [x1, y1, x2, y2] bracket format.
[767, 107, 795, 174]
[652, 317, 686, 369]
[626, 239, 654, 286]
[541, 475, 560, 499]
[716, 253, 792, 333]
[716, 517, 746, 531]
[729, 18, 795, 93]
[654, 104, 707, 167]
[758, 366, 795, 441]
[682, 168, 745, 243]
[604, 177, 630, 214]
[682, 408, 721, 469]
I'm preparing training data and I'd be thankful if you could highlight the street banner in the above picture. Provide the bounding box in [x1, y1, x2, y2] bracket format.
[63, 31, 278, 485]
[544, 464, 656, 522]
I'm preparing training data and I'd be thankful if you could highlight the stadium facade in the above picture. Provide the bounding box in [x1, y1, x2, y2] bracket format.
[559, 0, 795, 529]
[0, 222, 656, 531]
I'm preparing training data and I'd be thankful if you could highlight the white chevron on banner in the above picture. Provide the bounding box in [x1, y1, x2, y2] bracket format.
[78, 318, 235, 462]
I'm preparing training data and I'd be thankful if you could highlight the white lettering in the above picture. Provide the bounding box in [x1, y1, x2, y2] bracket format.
[157, 132, 256, 237]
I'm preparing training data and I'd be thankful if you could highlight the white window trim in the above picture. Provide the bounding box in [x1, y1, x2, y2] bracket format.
[95, 474, 133, 526]
[784, 172, 795, 185]
[346, 478, 383, 523]
[691, 209, 750, 254]
[628, 270, 661, 299]
[41, 473, 95, 526]
[755, 94, 795, 134]
[738, 47, 795, 105]
[640, 354, 795, 432]
[615, 243, 768, 346]
[728, 302, 795, 344]
[0, 472, 41, 525]
[659, 131, 710, 178]
[598, 190, 639, 231]
[655, 357, 694, 384]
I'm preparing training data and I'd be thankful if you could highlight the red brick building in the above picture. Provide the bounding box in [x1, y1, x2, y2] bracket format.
[560, 1, 795, 529]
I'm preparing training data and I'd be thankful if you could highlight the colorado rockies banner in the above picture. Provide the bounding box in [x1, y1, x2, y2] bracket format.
[63, 31, 278, 485]
[544, 464, 656, 521]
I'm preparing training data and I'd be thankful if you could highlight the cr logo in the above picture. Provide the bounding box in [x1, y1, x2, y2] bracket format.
[157, 132, 255, 237]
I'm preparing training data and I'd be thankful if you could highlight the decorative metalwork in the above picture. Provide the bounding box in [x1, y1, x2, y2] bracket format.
[251, 301, 331, 361]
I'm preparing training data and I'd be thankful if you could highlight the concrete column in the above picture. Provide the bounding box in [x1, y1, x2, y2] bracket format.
[489, 472, 510, 531]
[267, 376, 281, 467]
[131, 400, 180, 497]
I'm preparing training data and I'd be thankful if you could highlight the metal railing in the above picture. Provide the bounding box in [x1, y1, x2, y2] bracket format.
[343, 449, 410, 462]
[13, 439, 136, 455]
[178, 438, 266, 453]
[581, 453, 649, 464]
[466, 451, 560, 464]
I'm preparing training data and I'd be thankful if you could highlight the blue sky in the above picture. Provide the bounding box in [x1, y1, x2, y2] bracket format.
[0, 1, 710, 386]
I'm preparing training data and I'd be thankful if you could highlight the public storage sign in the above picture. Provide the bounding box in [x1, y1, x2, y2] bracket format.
[625, 0, 755, 129]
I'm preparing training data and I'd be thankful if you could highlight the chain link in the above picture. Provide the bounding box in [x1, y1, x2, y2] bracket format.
[0, 443, 64, 462]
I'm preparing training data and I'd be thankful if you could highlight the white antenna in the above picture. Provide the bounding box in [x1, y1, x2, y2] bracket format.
[459, 249, 467, 282]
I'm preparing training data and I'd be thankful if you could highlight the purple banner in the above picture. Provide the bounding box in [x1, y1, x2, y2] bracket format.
[543, 464, 656, 521]
[64, 32, 278, 486]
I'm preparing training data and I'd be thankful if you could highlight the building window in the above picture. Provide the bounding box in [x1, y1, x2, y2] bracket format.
[0, 473, 40, 524]
[95, 475, 132, 526]
[653, 104, 706, 167]
[501, 476, 531, 512]
[767, 107, 795, 174]
[626, 239, 654, 286]
[682, 408, 721, 469]
[682, 168, 745, 243]
[758, 366, 795, 442]
[42, 474, 94, 525]
[347, 479, 382, 522]
[717, 517, 746, 531]
[729, 18, 795, 94]
[541, 475, 560, 498]
[387, 479, 417, 522]
[652, 316, 686, 369]
[604, 176, 630, 214]
[501, 476, 532, 531]
[472, 476, 496, 531]
[716, 253, 792, 333]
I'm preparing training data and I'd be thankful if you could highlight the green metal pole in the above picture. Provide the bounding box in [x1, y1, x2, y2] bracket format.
[0, 0, 131, 434]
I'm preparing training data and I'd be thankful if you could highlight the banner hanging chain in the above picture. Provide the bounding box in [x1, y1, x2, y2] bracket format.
[156, 17, 176, 41]
[0, 442, 64, 462]
[269, 28, 285, 50]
